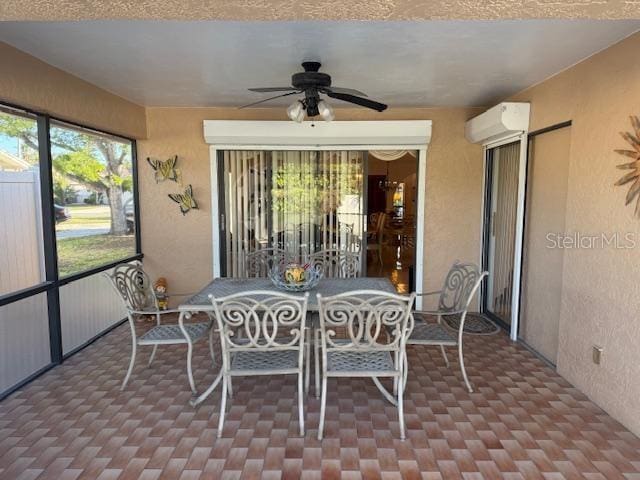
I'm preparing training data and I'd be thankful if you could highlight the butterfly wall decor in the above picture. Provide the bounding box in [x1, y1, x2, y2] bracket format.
[147, 155, 180, 183]
[168, 184, 198, 215]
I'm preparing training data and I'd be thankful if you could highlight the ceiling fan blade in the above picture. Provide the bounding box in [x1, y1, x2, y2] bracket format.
[248, 87, 298, 93]
[325, 91, 387, 112]
[239, 91, 300, 109]
[323, 86, 368, 97]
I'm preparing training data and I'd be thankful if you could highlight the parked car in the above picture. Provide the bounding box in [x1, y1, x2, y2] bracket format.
[123, 198, 135, 234]
[54, 204, 71, 223]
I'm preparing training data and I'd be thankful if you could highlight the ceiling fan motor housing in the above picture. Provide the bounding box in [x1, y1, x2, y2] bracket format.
[292, 60, 331, 91]
[291, 71, 332, 91]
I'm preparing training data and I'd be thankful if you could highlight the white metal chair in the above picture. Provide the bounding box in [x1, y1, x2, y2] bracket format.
[316, 290, 415, 440]
[244, 248, 287, 278]
[105, 262, 214, 393]
[210, 290, 309, 437]
[408, 261, 488, 393]
[308, 248, 361, 279]
[307, 248, 361, 395]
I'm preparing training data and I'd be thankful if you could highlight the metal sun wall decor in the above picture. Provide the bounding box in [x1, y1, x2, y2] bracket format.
[168, 184, 198, 215]
[147, 155, 180, 183]
[614, 116, 640, 218]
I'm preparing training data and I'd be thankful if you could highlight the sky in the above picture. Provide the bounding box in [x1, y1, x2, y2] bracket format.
[0, 134, 19, 156]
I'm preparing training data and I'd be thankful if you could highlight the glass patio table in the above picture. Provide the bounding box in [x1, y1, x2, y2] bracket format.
[180, 276, 397, 405]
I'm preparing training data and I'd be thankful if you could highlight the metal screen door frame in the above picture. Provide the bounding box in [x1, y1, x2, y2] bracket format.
[480, 134, 528, 341]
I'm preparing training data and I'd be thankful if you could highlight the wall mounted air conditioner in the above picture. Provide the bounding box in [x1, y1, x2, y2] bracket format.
[465, 102, 530, 145]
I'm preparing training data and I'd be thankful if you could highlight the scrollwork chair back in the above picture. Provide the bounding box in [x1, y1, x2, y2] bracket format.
[211, 291, 309, 353]
[308, 249, 361, 278]
[438, 262, 481, 314]
[318, 291, 414, 354]
[108, 261, 157, 312]
[244, 248, 287, 278]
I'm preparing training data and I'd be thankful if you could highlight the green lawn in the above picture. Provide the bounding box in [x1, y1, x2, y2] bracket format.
[57, 234, 135, 277]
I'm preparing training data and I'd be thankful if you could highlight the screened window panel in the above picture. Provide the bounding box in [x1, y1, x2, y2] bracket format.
[0, 293, 50, 393]
[0, 108, 45, 296]
[60, 268, 128, 355]
[50, 120, 136, 278]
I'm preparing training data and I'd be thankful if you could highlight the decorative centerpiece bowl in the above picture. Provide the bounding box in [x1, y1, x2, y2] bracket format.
[269, 263, 323, 292]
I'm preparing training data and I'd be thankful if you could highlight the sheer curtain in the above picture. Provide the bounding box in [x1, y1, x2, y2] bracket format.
[368, 150, 415, 161]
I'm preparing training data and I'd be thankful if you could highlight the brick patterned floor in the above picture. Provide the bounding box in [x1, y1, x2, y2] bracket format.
[1, 316, 639, 479]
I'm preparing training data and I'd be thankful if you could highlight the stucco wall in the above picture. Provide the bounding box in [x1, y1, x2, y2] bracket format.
[510, 32, 640, 436]
[2, 0, 638, 20]
[137, 107, 484, 298]
[0, 42, 146, 139]
[520, 126, 572, 364]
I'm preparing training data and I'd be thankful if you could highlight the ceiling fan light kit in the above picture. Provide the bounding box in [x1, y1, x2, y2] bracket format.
[287, 100, 305, 123]
[245, 62, 387, 122]
[317, 100, 335, 122]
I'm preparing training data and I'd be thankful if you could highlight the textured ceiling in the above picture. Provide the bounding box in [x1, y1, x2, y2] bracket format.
[1, 20, 638, 108]
[1, 0, 640, 20]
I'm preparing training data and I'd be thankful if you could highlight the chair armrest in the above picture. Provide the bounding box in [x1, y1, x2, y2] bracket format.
[414, 290, 442, 297]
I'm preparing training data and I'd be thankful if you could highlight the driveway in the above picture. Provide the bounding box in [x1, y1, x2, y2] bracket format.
[56, 227, 110, 239]
[56, 204, 110, 240]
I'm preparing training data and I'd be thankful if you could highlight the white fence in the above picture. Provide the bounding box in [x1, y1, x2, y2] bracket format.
[0, 170, 45, 295]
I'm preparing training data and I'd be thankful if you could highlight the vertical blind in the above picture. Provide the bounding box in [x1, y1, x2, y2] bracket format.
[487, 141, 520, 323]
[222, 150, 364, 277]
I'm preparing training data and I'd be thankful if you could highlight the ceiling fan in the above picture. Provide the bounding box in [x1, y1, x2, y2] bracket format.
[241, 62, 388, 122]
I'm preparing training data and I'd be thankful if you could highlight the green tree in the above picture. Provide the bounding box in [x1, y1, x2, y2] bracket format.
[0, 114, 131, 235]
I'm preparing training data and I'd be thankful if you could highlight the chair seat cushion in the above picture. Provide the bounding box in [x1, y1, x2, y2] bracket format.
[326, 350, 395, 373]
[230, 350, 300, 372]
[138, 322, 209, 345]
[408, 322, 456, 345]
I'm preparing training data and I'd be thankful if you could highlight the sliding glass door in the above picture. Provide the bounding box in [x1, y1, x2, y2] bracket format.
[220, 150, 365, 277]
[483, 141, 521, 326]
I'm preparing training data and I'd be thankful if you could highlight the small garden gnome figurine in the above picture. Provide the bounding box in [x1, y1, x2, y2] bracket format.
[154, 277, 169, 310]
